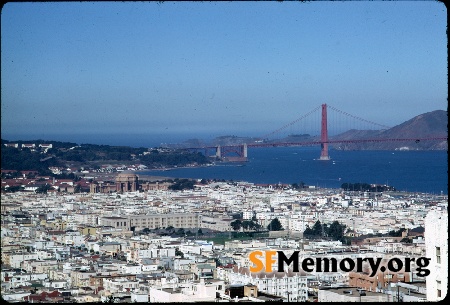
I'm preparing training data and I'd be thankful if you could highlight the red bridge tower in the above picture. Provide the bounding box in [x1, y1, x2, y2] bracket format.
[319, 103, 331, 160]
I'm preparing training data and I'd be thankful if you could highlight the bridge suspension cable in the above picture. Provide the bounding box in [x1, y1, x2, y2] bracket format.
[327, 104, 391, 130]
[259, 105, 321, 140]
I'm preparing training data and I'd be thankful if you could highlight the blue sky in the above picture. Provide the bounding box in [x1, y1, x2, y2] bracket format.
[1, 1, 447, 145]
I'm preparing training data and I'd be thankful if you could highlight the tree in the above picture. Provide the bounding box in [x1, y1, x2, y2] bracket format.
[230, 220, 242, 231]
[2, 185, 24, 193]
[388, 228, 406, 237]
[241, 220, 261, 231]
[103, 295, 117, 303]
[168, 178, 196, 191]
[312, 220, 323, 237]
[326, 221, 346, 240]
[36, 184, 52, 194]
[400, 237, 412, 243]
[232, 213, 242, 220]
[267, 218, 283, 231]
[303, 225, 314, 236]
[175, 247, 184, 258]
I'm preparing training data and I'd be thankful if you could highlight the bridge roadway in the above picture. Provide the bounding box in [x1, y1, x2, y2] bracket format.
[187, 136, 448, 149]
[184, 136, 448, 160]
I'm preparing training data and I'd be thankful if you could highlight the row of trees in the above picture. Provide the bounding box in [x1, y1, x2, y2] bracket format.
[291, 182, 307, 189]
[168, 178, 196, 190]
[140, 151, 209, 168]
[230, 217, 284, 232]
[1, 141, 211, 173]
[52, 144, 148, 162]
[388, 228, 407, 237]
[230, 219, 262, 231]
[303, 220, 347, 242]
[341, 182, 396, 192]
[1, 147, 56, 175]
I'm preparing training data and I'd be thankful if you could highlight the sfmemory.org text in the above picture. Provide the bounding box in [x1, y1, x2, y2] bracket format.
[249, 250, 431, 277]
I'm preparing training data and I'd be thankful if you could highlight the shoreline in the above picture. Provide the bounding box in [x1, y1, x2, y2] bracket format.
[75, 170, 447, 196]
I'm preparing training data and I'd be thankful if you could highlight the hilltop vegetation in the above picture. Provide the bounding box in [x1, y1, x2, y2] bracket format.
[0, 140, 210, 173]
[1, 146, 58, 175]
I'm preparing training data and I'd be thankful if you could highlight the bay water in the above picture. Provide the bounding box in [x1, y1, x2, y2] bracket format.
[141, 147, 448, 195]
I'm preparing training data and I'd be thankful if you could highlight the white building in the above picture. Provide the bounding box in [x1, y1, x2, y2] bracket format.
[319, 287, 389, 302]
[131, 292, 149, 303]
[7, 252, 39, 268]
[200, 216, 233, 231]
[121, 264, 141, 275]
[242, 210, 254, 220]
[103, 277, 140, 293]
[225, 265, 308, 302]
[149, 279, 225, 302]
[425, 209, 448, 302]
[74, 213, 98, 226]
[289, 213, 315, 232]
[126, 248, 175, 263]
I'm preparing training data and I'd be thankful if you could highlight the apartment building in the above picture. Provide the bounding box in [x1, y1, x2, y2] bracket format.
[100, 213, 200, 231]
[103, 277, 140, 293]
[130, 213, 200, 230]
[425, 209, 448, 301]
[100, 216, 129, 230]
[70, 270, 96, 287]
[3, 252, 39, 268]
[318, 287, 389, 302]
[226, 265, 308, 302]
[148, 279, 225, 303]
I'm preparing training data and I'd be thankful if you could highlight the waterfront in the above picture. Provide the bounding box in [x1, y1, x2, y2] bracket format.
[141, 147, 448, 195]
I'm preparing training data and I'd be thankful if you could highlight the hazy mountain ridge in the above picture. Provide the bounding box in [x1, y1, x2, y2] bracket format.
[331, 110, 448, 150]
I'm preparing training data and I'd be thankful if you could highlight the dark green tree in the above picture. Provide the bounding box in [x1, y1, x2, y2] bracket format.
[303, 225, 314, 236]
[267, 218, 284, 231]
[35, 184, 52, 194]
[175, 247, 184, 258]
[400, 237, 412, 243]
[312, 220, 323, 237]
[326, 221, 346, 240]
[230, 220, 242, 231]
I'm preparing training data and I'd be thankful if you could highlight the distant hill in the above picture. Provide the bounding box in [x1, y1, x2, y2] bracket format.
[330, 110, 447, 150]
[209, 135, 258, 146]
[171, 135, 259, 148]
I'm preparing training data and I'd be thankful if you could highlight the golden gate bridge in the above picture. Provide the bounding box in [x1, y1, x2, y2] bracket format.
[184, 104, 447, 161]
